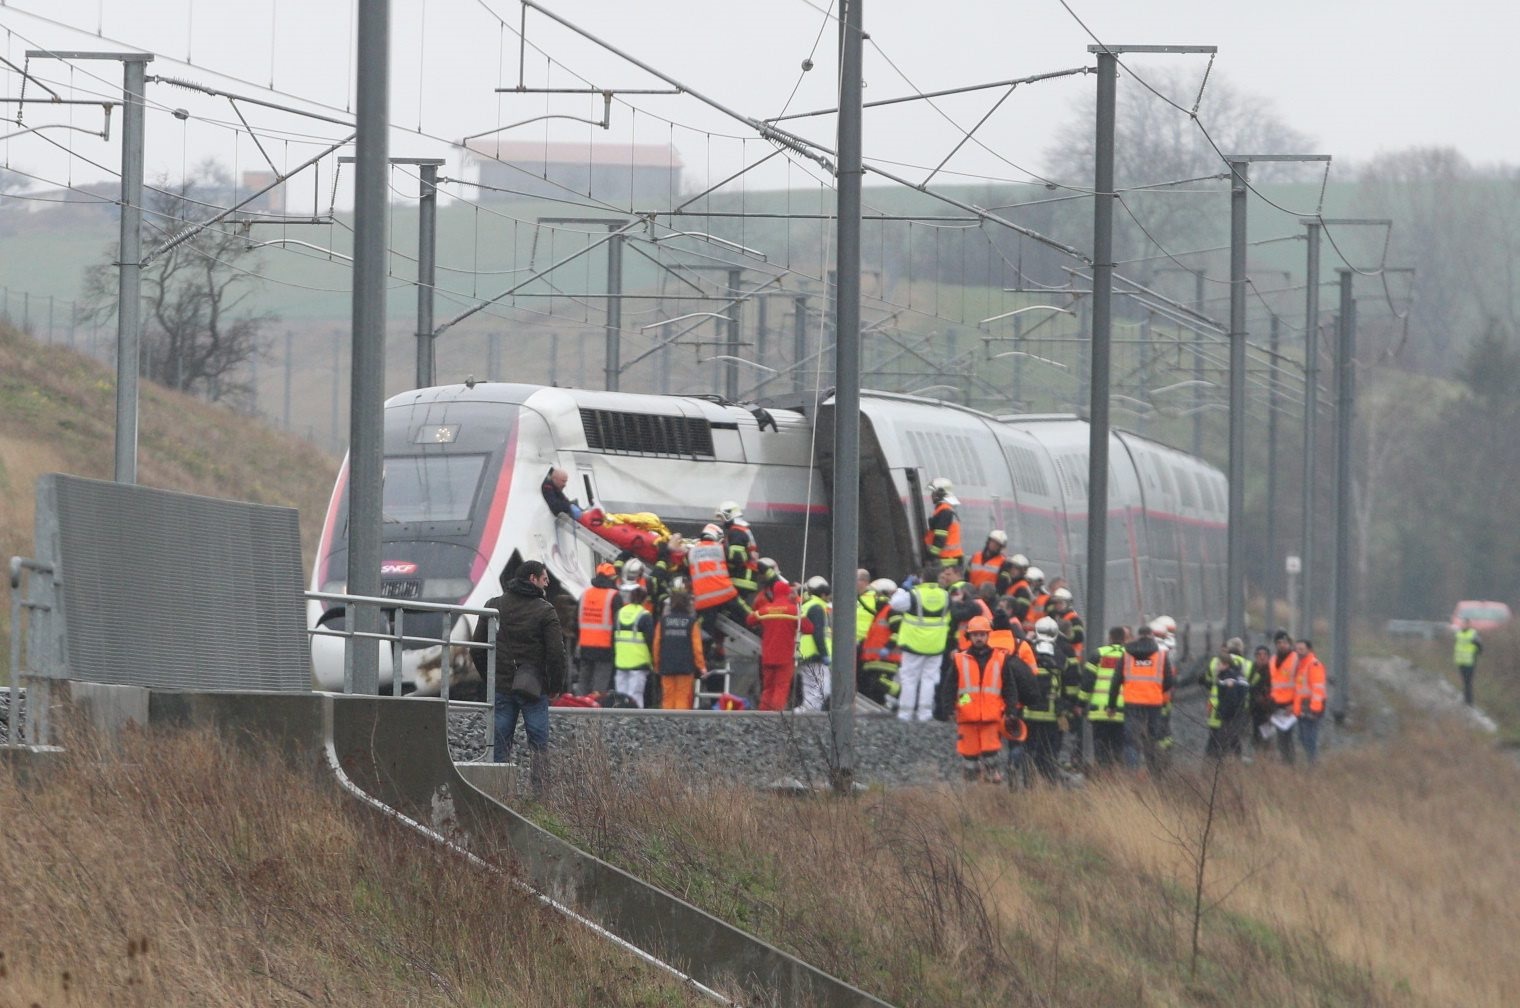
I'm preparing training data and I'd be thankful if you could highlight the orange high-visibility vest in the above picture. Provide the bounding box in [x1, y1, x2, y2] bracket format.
[954, 649, 1007, 724]
[924, 501, 964, 560]
[861, 606, 901, 669]
[688, 542, 738, 610]
[955, 598, 995, 650]
[1269, 651, 1299, 706]
[967, 550, 1003, 589]
[577, 586, 619, 648]
[1026, 591, 1050, 628]
[1122, 650, 1166, 706]
[1293, 653, 1327, 716]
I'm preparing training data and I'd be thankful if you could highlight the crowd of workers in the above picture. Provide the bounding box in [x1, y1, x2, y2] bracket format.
[548, 469, 1330, 781]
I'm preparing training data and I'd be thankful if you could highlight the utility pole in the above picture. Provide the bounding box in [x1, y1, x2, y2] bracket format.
[29, 51, 153, 482]
[1300, 220, 1321, 638]
[829, 0, 864, 792]
[1265, 312, 1281, 633]
[413, 159, 444, 388]
[726, 267, 743, 400]
[536, 218, 630, 391]
[283, 330, 294, 430]
[793, 294, 809, 394]
[1191, 269, 1205, 455]
[1330, 268, 1355, 722]
[1087, 44, 1215, 648]
[347, 0, 390, 693]
[1225, 153, 1330, 640]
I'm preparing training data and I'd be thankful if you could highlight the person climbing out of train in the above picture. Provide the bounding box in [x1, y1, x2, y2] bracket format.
[747, 579, 811, 711]
[923, 477, 965, 568]
[1002, 553, 1034, 622]
[575, 561, 620, 695]
[1079, 626, 1129, 771]
[795, 576, 832, 711]
[540, 467, 583, 519]
[688, 523, 752, 667]
[716, 501, 761, 600]
[954, 615, 1041, 784]
[967, 530, 1013, 591]
[613, 585, 656, 708]
[1200, 637, 1251, 760]
[890, 564, 954, 722]
[858, 578, 902, 710]
[654, 579, 706, 710]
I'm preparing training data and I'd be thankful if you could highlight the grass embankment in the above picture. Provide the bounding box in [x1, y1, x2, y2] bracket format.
[0, 322, 337, 672]
[1385, 624, 1520, 743]
[0, 729, 708, 1007]
[537, 715, 1520, 1007]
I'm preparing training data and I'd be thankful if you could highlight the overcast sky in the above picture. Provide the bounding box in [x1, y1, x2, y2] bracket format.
[3, 0, 1517, 204]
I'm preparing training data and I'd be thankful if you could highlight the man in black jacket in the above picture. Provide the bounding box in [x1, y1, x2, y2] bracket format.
[472, 560, 569, 775]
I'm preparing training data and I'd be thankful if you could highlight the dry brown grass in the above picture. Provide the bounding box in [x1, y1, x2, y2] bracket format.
[0, 728, 708, 1007]
[0, 321, 337, 676]
[537, 714, 1520, 1007]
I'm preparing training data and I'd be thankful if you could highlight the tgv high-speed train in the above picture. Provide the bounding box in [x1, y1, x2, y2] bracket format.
[308, 382, 1226, 693]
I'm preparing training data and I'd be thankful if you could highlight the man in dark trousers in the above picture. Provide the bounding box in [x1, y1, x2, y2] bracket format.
[472, 560, 568, 790]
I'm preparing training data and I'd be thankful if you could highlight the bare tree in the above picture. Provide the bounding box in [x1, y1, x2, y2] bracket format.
[1043, 67, 1315, 285]
[79, 161, 275, 407]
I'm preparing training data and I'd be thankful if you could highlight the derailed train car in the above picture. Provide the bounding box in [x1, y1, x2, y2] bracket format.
[308, 382, 1225, 693]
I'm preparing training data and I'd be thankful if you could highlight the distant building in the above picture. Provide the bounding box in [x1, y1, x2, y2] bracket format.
[240, 172, 287, 215]
[463, 139, 682, 204]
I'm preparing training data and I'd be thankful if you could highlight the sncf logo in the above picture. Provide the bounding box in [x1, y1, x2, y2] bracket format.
[381, 561, 419, 575]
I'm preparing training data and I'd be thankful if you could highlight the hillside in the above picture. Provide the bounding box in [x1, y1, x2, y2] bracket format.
[0, 321, 338, 667]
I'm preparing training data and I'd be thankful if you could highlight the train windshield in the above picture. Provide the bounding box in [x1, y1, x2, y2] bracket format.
[384, 455, 489, 523]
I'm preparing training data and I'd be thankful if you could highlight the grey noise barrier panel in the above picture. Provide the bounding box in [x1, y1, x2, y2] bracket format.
[143, 690, 893, 1008]
[36, 473, 309, 690]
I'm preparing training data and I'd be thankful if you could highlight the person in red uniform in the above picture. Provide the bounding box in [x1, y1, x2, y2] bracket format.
[747, 580, 812, 711]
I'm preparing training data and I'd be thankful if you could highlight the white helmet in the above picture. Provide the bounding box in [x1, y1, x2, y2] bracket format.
[716, 500, 743, 522]
[1158, 615, 1177, 634]
[623, 558, 645, 579]
[1035, 616, 1059, 640]
[1009, 553, 1030, 568]
[1052, 587, 1073, 602]
[1026, 566, 1045, 583]
[700, 522, 724, 541]
[805, 575, 830, 595]
[929, 476, 954, 497]
[869, 577, 897, 594]
[987, 529, 1008, 546]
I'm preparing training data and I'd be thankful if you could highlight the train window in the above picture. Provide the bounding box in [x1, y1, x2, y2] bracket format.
[383, 454, 488, 523]
[1194, 472, 1216, 512]
[1173, 465, 1197, 508]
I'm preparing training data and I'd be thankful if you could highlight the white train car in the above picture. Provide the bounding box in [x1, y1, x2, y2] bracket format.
[309, 382, 1225, 692]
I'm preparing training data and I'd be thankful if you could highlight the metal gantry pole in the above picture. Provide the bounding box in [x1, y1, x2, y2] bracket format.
[828, 0, 864, 792]
[115, 55, 151, 483]
[726, 267, 742, 401]
[606, 231, 625, 391]
[1191, 269, 1205, 456]
[415, 160, 442, 388]
[1330, 269, 1356, 721]
[793, 294, 809, 394]
[1265, 313, 1282, 636]
[347, 0, 391, 694]
[1226, 158, 1249, 640]
[1301, 221, 1321, 637]
[1085, 46, 1118, 649]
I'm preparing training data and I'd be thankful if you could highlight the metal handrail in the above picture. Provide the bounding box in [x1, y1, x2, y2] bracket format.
[305, 589, 500, 759]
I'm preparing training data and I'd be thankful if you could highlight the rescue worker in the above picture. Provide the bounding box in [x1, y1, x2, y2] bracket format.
[688, 523, 751, 665]
[1293, 639, 1328, 765]
[967, 530, 1013, 591]
[1453, 617, 1483, 706]
[613, 586, 656, 708]
[856, 570, 880, 647]
[923, 477, 965, 568]
[1080, 626, 1129, 769]
[748, 580, 811, 711]
[1110, 623, 1173, 772]
[1024, 567, 1049, 628]
[796, 576, 832, 711]
[1268, 629, 1300, 763]
[859, 579, 903, 709]
[755, 557, 785, 598]
[1150, 615, 1179, 762]
[575, 562, 620, 695]
[1249, 644, 1274, 753]
[890, 564, 953, 722]
[654, 580, 706, 710]
[954, 615, 1041, 783]
[1003, 553, 1034, 622]
[1046, 587, 1085, 657]
[1026, 616, 1080, 782]
[716, 501, 761, 598]
[1200, 637, 1251, 760]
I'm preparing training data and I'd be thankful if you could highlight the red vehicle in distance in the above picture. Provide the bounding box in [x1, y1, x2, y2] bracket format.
[1450, 600, 1512, 633]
